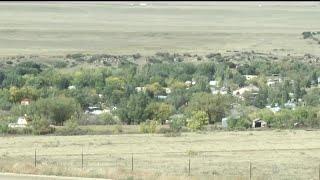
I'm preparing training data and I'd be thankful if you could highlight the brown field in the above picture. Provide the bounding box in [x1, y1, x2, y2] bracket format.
[0, 130, 320, 180]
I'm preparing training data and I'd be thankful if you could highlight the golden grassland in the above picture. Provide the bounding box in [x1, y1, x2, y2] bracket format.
[0, 3, 320, 56]
[0, 130, 320, 179]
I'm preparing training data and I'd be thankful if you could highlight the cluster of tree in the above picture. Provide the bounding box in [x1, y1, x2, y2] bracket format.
[0, 51, 319, 132]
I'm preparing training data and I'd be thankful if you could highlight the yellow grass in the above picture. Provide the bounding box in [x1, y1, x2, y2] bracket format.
[0, 130, 319, 179]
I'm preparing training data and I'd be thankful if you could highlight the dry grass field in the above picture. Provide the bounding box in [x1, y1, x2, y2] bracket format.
[1, 130, 320, 179]
[0, 2, 320, 56]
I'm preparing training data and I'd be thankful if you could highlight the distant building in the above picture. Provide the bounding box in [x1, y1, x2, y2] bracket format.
[157, 95, 167, 99]
[244, 75, 258, 81]
[211, 86, 228, 95]
[135, 86, 146, 93]
[20, 98, 31, 106]
[267, 76, 283, 87]
[8, 114, 30, 128]
[185, 80, 196, 87]
[68, 85, 76, 90]
[252, 119, 267, 128]
[232, 84, 259, 98]
[209, 80, 218, 87]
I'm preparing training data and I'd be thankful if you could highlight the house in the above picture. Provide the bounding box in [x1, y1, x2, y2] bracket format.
[86, 106, 104, 115]
[8, 114, 30, 128]
[252, 118, 267, 128]
[185, 80, 196, 87]
[157, 95, 167, 99]
[232, 84, 259, 98]
[209, 80, 218, 87]
[211, 86, 228, 95]
[68, 85, 76, 90]
[20, 98, 31, 106]
[266, 104, 281, 113]
[267, 76, 282, 87]
[244, 75, 258, 81]
[284, 100, 296, 109]
[135, 86, 146, 93]
[185, 81, 192, 86]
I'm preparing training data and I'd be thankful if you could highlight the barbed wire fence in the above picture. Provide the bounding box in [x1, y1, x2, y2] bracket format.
[1, 148, 320, 180]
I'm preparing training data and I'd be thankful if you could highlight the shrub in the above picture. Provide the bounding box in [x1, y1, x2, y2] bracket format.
[0, 123, 9, 134]
[53, 61, 68, 68]
[140, 120, 158, 133]
[227, 116, 251, 130]
[31, 116, 54, 135]
[187, 111, 209, 131]
[112, 125, 123, 134]
[99, 113, 120, 125]
[169, 114, 186, 133]
[58, 115, 84, 135]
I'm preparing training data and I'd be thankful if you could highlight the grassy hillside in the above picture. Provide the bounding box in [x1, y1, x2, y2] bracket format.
[0, 3, 320, 56]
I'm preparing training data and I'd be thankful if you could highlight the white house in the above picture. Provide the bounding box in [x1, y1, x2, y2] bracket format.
[232, 84, 259, 97]
[68, 85, 76, 90]
[20, 98, 31, 106]
[8, 115, 29, 128]
[135, 87, 146, 93]
[209, 80, 218, 87]
[244, 75, 258, 81]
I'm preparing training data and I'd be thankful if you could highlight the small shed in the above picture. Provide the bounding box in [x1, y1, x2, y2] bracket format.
[252, 119, 267, 128]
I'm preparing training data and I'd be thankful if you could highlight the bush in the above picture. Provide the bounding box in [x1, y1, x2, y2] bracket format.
[53, 61, 68, 68]
[140, 120, 158, 133]
[58, 115, 84, 135]
[99, 113, 120, 125]
[227, 116, 251, 130]
[0, 123, 9, 134]
[169, 114, 186, 133]
[31, 116, 54, 135]
[112, 125, 123, 134]
[187, 111, 209, 131]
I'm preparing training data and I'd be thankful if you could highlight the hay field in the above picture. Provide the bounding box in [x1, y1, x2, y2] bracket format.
[1, 130, 320, 179]
[0, 2, 320, 56]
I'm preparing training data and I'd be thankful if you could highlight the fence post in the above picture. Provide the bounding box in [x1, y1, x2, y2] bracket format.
[318, 163, 320, 180]
[188, 154, 191, 176]
[34, 149, 37, 168]
[81, 147, 84, 170]
[249, 161, 252, 180]
[131, 153, 133, 172]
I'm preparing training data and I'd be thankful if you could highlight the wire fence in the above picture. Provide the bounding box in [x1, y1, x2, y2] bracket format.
[1, 149, 320, 180]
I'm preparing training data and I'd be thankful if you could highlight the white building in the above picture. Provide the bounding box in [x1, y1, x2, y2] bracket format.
[68, 85, 76, 90]
[8, 115, 28, 128]
[135, 87, 146, 93]
[209, 80, 218, 87]
[244, 75, 258, 81]
[232, 84, 259, 97]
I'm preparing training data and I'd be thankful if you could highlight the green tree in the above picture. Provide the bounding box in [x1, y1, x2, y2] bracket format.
[145, 102, 174, 124]
[187, 111, 209, 131]
[186, 92, 232, 123]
